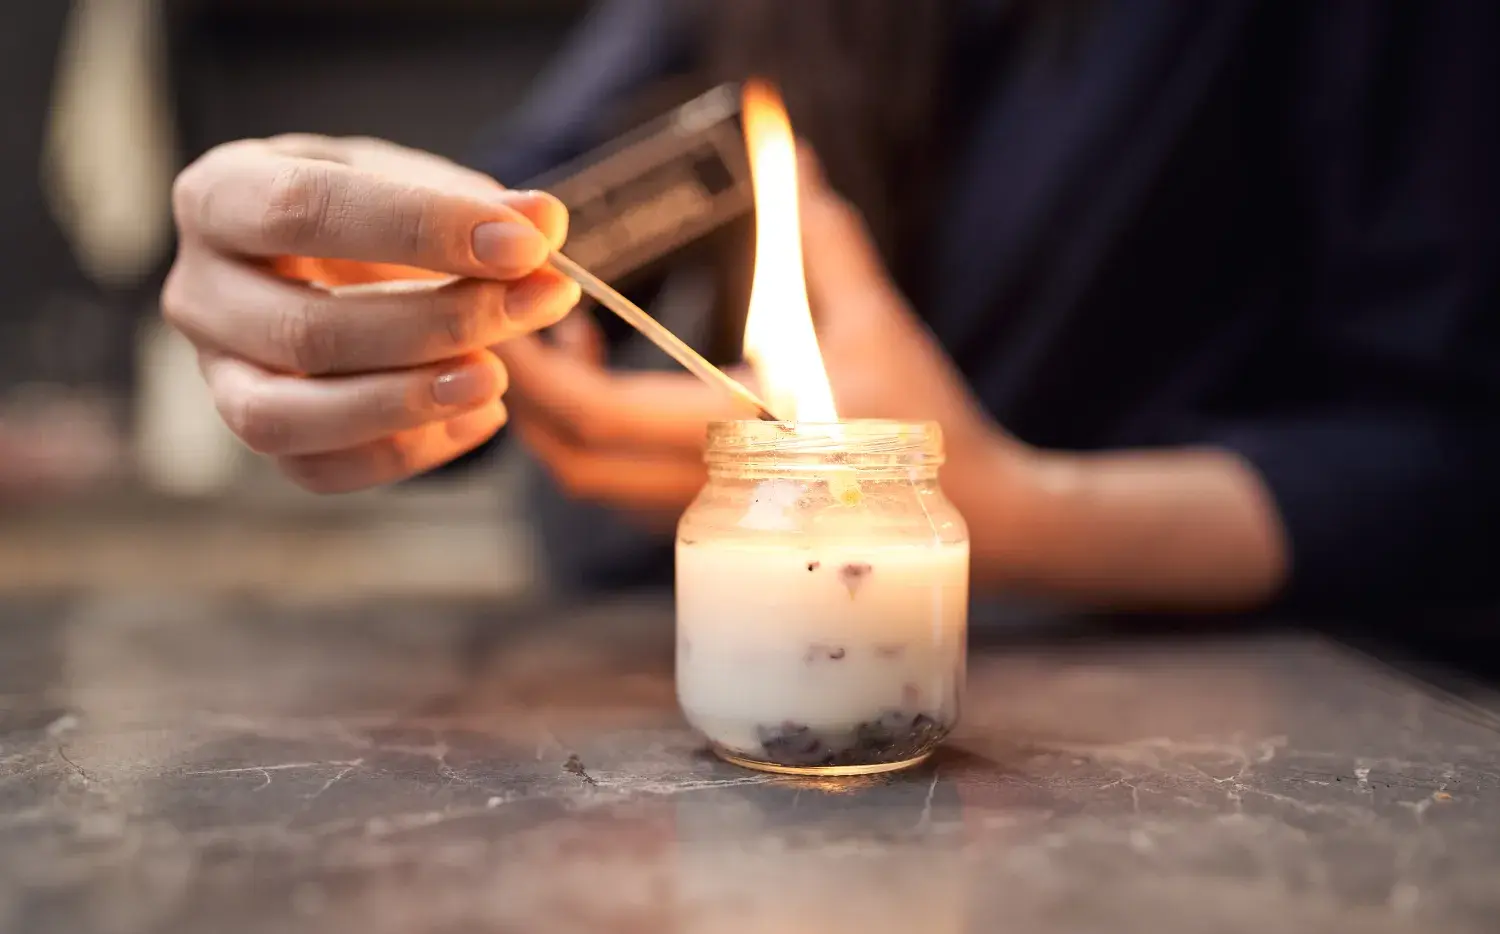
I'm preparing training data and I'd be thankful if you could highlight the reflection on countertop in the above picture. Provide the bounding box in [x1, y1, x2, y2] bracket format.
[1, 593, 1498, 933]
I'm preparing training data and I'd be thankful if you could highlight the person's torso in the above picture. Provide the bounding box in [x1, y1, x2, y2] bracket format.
[910, 0, 1308, 452]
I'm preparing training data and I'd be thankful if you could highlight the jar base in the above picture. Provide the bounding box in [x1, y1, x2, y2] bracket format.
[712, 744, 933, 777]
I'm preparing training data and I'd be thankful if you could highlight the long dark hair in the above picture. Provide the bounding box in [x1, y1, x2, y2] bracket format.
[697, 1, 956, 283]
[692, 0, 1096, 290]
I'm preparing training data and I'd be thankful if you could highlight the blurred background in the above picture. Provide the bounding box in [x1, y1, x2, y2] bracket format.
[1, 0, 590, 599]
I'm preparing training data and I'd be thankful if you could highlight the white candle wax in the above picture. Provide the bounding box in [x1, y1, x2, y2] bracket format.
[676, 536, 968, 765]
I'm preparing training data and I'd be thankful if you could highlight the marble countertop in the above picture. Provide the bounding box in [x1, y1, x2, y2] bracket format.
[2, 594, 1498, 933]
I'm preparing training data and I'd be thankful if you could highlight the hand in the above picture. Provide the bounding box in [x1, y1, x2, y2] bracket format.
[162, 135, 581, 492]
[499, 150, 1016, 525]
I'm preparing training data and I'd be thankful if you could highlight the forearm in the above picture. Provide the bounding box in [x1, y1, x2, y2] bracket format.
[955, 438, 1289, 611]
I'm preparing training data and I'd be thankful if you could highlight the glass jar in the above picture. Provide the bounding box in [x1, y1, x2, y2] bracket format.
[675, 420, 970, 776]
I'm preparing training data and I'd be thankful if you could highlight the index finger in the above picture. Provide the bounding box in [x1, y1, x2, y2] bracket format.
[172, 142, 566, 279]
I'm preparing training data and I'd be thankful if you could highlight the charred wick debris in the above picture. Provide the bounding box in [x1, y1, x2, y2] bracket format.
[694, 631, 947, 768]
[746, 626, 948, 766]
[563, 753, 597, 786]
[804, 643, 846, 662]
[838, 562, 872, 597]
[753, 711, 948, 768]
[682, 551, 952, 766]
[802, 557, 876, 598]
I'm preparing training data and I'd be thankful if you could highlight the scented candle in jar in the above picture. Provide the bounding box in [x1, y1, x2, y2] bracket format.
[675, 420, 969, 776]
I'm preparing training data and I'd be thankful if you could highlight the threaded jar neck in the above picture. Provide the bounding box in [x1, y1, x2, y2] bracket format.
[704, 420, 944, 479]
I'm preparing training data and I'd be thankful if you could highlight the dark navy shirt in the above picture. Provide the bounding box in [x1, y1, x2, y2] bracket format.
[470, 0, 1500, 611]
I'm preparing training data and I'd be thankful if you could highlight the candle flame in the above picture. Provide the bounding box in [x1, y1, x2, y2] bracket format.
[740, 80, 838, 423]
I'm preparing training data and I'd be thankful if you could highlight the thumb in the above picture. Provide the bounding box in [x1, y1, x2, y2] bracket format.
[796, 147, 904, 331]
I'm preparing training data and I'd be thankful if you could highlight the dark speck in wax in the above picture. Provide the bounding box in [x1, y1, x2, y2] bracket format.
[805, 643, 847, 663]
[563, 754, 597, 786]
[807, 561, 821, 572]
[754, 713, 950, 768]
[840, 562, 873, 597]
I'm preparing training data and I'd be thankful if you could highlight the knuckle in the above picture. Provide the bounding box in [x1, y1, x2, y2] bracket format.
[220, 381, 289, 455]
[262, 163, 335, 252]
[342, 135, 400, 159]
[159, 263, 193, 332]
[171, 161, 214, 235]
[429, 287, 484, 350]
[274, 300, 340, 375]
[374, 379, 424, 431]
[470, 281, 514, 334]
[266, 133, 341, 157]
[535, 283, 580, 330]
[379, 429, 427, 482]
[566, 412, 608, 448]
[384, 187, 436, 263]
[550, 455, 597, 500]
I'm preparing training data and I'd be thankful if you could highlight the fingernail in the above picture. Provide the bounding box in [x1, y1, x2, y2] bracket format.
[491, 189, 544, 204]
[472, 222, 549, 276]
[489, 190, 568, 249]
[432, 362, 497, 408]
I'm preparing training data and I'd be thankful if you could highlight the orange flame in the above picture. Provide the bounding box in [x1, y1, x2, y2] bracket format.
[740, 80, 838, 423]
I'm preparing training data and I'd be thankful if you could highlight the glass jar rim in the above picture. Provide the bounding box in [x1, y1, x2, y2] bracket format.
[704, 419, 944, 467]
